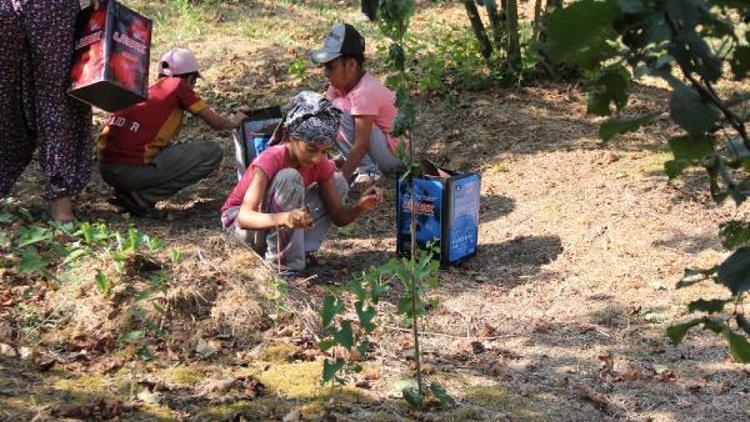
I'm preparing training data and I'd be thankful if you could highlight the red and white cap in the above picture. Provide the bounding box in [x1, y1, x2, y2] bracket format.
[159, 48, 201, 77]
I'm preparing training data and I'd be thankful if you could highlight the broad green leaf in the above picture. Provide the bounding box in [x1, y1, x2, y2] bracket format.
[138, 345, 153, 361]
[0, 213, 13, 224]
[736, 315, 750, 335]
[318, 339, 337, 352]
[119, 330, 145, 343]
[666, 318, 703, 345]
[702, 318, 727, 334]
[322, 358, 345, 384]
[621, 12, 670, 49]
[357, 341, 368, 360]
[668, 134, 715, 161]
[402, 387, 424, 407]
[170, 248, 183, 263]
[370, 278, 389, 304]
[664, 160, 691, 179]
[378, 0, 416, 40]
[676, 267, 718, 288]
[430, 382, 456, 407]
[398, 296, 413, 315]
[16, 226, 53, 248]
[587, 65, 630, 117]
[79, 222, 94, 245]
[321, 296, 344, 328]
[147, 236, 164, 252]
[545, 0, 621, 70]
[599, 112, 659, 142]
[618, 0, 649, 14]
[387, 43, 406, 72]
[716, 247, 750, 295]
[19, 248, 49, 274]
[333, 321, 354, 350]
[725, 329, 750, 363]
[63, 248, 89, 264]
[719, 220, 750, 250]
[687, 298, 730, 314]
[95, 270, 110, 297]
[355, 301, 377, 334]
[668, 78, 720, 135]
[731, 46, 750, 80]
[347, 278, 366, 301]
[665, 0, 722, 81]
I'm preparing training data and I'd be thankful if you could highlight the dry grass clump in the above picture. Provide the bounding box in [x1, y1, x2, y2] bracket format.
[44, 264, 121, 337]
[209, 280, 272, 346]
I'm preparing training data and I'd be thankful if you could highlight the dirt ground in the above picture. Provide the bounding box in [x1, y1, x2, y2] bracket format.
[2, 1, 750, 421]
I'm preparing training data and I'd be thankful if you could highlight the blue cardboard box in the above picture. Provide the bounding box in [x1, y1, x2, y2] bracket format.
[396, 160, 480, 266]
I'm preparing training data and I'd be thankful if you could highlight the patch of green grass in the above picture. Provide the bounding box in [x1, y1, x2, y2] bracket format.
[254, 361, 322, 398]
[160, 366, 204, 386]
[259, 343, 295, 363]
[639, 150, 672, 176]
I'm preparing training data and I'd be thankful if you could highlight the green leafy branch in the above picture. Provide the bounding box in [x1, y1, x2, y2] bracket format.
[319, 247, 454, 407]
[544, 0, 750, 362]
[0, 210, 172, 358]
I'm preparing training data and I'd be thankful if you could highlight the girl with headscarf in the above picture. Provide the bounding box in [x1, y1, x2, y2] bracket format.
[220, 91, 383, 276]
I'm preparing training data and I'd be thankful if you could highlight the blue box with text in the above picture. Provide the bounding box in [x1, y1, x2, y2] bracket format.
[396, 160, 480, 266]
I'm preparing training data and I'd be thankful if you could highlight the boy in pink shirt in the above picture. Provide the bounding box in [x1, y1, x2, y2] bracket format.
[311, 23, 403, 187]
[221, 92, 383, 276]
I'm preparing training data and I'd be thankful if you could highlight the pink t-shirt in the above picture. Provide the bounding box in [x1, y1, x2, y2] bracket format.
[221, 144, 336, 213]
[325, 72, 399, 152]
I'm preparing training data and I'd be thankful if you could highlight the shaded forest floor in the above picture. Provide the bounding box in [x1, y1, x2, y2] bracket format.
[2, 1, 750, 421]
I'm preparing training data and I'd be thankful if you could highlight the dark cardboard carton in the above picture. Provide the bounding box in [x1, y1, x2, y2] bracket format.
[231, 106, 283, 180]
[69, 1, 152, 112]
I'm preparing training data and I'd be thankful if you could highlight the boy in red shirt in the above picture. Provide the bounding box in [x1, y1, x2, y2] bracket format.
[97, 48, 246, 216]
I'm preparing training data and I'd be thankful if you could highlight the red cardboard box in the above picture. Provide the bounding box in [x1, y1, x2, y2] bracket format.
[69, 0, 152, 112]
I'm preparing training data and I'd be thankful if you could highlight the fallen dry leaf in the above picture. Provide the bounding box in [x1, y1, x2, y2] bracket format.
[0, 343, 16, 358]
[50, 397, 126, 420]
[198, 378, 235, 395]
[0, 321, 12, 343]
[575, 383, 618, 415]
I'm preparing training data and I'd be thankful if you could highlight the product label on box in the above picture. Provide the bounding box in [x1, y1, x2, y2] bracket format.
[109, 3, 151, 95]
[70, 1, 152, 104]
[448, 175, 480, 262]
[70, 6, 107, 88]
[398, 178, 444, 252]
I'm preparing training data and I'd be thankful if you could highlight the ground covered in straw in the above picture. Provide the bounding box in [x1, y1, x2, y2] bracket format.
[2, 1, 750, 421]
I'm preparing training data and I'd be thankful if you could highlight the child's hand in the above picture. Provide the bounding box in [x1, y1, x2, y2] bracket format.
[285, 208, 313, 229]
[356, 186, 383, 213]
[91, 0, 100, 9]
[230, 112, 248, 128]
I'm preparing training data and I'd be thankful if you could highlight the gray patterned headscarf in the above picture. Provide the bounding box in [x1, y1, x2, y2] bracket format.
[269, 91, 342, 147]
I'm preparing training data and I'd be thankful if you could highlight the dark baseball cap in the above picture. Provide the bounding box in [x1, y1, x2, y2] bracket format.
[310, 23, 365, 64]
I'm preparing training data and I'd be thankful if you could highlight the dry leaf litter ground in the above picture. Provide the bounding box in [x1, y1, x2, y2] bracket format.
[2, 1, 750, 421]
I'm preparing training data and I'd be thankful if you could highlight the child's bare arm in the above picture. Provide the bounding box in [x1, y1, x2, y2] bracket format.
[319, 177, 382, 226]
[341, 115, 375, 180]
[197, 107, 246, 131]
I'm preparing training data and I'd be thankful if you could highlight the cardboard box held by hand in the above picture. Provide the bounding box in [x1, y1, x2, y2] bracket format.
[69, 0, 152, 112]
